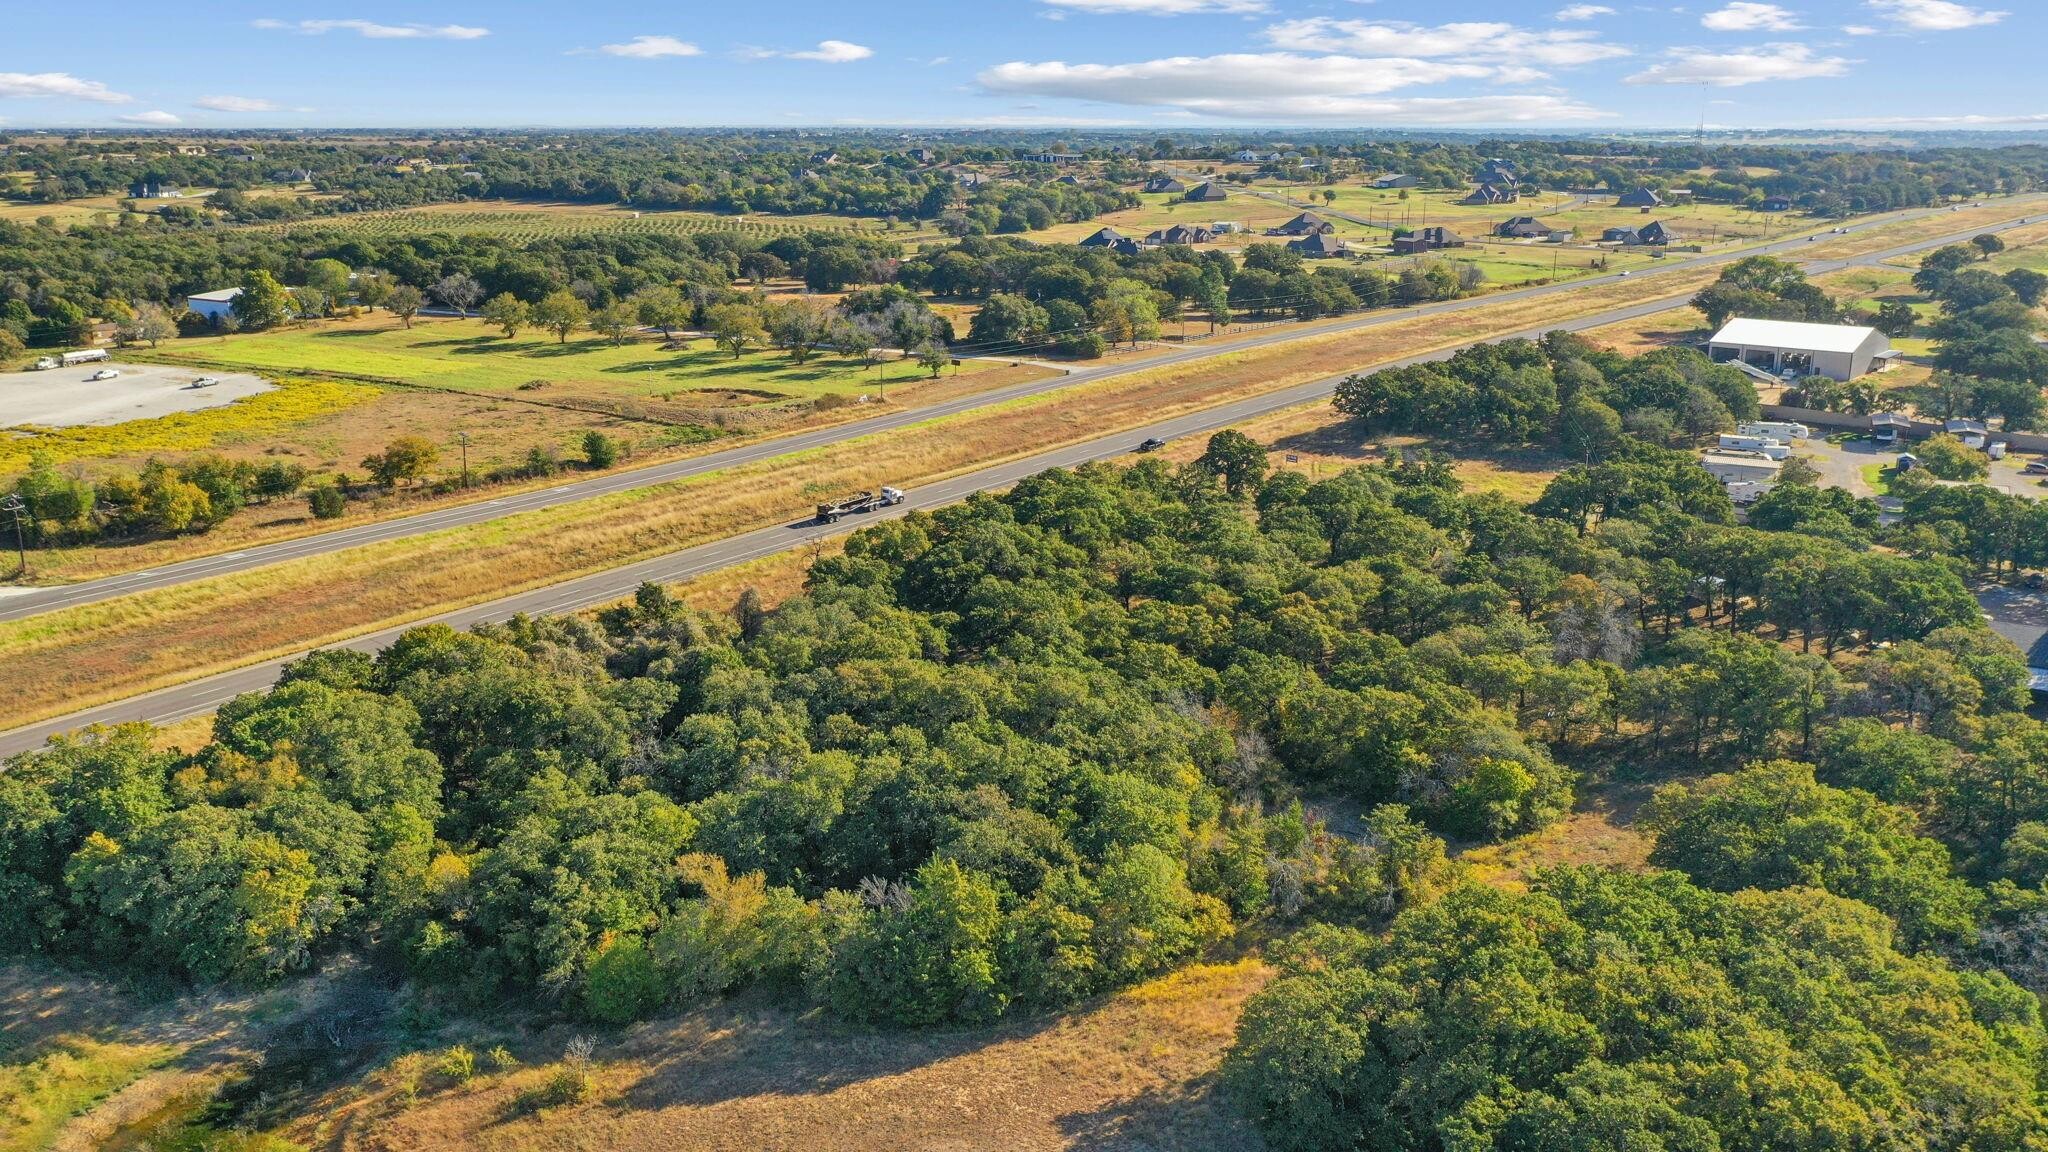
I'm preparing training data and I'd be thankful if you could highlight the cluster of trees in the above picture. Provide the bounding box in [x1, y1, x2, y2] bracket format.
[1334, 331, 1759, 456]
[6, 450, 309, 541]
[922, 236, 1478, 360]
[1915, 238, 2048, 418]
[1228, 870, 2048, 1151]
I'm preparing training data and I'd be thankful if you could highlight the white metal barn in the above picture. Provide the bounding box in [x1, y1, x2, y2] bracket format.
[1707, 318, 1898, 382]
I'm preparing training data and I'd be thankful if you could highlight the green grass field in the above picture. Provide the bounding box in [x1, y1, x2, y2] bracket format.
[153, 318, 992, 402]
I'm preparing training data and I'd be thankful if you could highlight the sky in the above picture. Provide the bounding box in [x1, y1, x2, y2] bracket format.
[0, 0, 2037, 132]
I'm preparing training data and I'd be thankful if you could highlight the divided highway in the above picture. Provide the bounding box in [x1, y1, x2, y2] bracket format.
[0, 203, 2041, 756]
[2, 197, 2035, 627]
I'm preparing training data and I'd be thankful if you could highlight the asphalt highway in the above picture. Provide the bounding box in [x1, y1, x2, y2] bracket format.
[0, 202, 2040, 755]
[3, 197, 2035, 627]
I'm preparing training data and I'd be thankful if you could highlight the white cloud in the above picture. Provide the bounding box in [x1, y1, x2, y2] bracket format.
[194, 94, 280, 113]
[252, 18, 489, 40]
[786, 40, 874, 63]
[1554, 4, 1615, 19]
[1828, 111, 2048, 125]
[1041, 0, 1270, 13]
[599, 35, 703, 58]
[1867, 0, 2006, 29]
[118, 110, 181, 125]
[1701, 3, 1805, 31]
[0, 72, 131, 103]
[1626, 43, 1851, 86]
[1262, 18, 1629, 68]
[1844, 23, 1881, 33]
[978, 53, 1607, 121]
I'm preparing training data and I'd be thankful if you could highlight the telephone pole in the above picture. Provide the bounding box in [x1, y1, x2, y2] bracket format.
[456, 430, 471, 489]
[1, 494, 26, 577]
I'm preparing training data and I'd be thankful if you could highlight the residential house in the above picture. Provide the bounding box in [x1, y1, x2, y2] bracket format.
[810, 150, 840, 165]
[1078, 227, 1128, 248]
[1209, 221, 1245, 234]
[1142, 175, 1187, 194]
[1373, 173, 1418, 189]
[1616, 187, 1664, 209]
[1286, 232, 1349, 258]
[1475, 158, 1520, 185]
[1460, 183, 1518, 206]
[1392, 227, 1465, 254]
[1603, 220, 1675, 246]
[1267, 211, 1334, 237]
[1146, 224, 1214, 246]
[127, 179, 182, 199]
[1707, 318, 1899, 381]
[906, 148, 935, 164]
[1760, 195, 1795, 212]
[1495, 216, 1551, 239]
[1231, 149, 1269, 163]
[1055, 174, 1082, 186]
[1027, 152, 1084, 165]
[1182, 182, 1229, 202]
[175, 144, 207, 156]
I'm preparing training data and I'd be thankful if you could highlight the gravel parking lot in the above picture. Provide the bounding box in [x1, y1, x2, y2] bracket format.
[0, 362, 273, 427]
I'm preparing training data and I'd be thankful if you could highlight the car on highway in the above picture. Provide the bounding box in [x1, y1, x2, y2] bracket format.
[86, 368, 120, 381]
[1137, 437, 1168, 452]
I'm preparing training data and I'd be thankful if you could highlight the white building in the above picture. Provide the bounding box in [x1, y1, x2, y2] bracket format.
[1707, 318, 1899, 382]
[1701, 452, 1784, 486]
[184, 288, 243, 324]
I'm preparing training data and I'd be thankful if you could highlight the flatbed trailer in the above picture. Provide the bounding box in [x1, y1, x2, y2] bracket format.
[815, 486, 905, 523]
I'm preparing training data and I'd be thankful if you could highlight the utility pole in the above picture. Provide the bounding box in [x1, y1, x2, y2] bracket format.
[0, 494, 25, 578]
[456, 430, 470, 489]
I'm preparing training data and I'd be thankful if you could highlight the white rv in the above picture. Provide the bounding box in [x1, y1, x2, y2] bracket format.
[1738, 421, 1810, 442]
[1717, 434, 1791, 461]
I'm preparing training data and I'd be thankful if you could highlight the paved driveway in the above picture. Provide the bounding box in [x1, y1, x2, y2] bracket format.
[0, 363, 272, 427]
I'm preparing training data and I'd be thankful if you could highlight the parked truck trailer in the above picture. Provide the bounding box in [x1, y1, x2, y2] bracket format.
[815, 486, 906, 524]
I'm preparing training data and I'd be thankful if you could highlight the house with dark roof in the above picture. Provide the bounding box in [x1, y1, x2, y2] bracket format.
[1143, 175, 1187, 194]
[1616, 187, 1665, 209]
[1111, 238, 1144, 256]
[1055, 174, 1082, 186]
[1373, 173, 1418, 189]
[907, 148, 935, 164]
[1286, 232, 1350, 258]
[1078, 227, 1128, 248]
[1636, 220, 1676, 246]
[1183, 182, 1229, 202]
[1027, 152, 1085, 165]
[1495, 216, 1551, 239]
[1146, 224, 1214, 246]
[1475, 158, 1520, 185]
[1760, 195, 1795, 212]
[1392, 227, 1466, 254]
[1267, 211, 1334, 237]
[1460, 183, 1518, 206]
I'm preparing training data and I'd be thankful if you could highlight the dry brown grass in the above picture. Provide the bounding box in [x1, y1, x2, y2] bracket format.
[1163, 403, 1566, 504]
[291, 959, 1271, 1152]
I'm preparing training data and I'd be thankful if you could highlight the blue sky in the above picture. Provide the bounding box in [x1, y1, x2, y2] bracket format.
[1, 0, 2035, 131]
